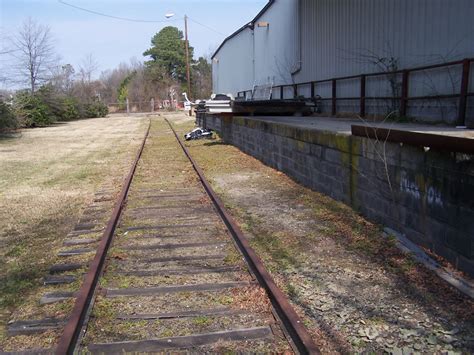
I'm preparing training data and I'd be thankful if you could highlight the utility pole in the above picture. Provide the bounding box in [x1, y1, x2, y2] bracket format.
[184, 15, 191, 100]
[165, 12, 192, 101]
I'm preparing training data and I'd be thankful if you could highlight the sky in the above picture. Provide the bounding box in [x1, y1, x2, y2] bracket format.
[0, 0, 267, 88]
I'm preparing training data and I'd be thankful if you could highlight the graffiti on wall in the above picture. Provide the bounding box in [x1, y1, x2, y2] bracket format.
[400, 171, 443, 207]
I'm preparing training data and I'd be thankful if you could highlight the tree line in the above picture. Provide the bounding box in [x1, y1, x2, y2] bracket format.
[102, 26, 211, 109]
[1, 18, 212, 132]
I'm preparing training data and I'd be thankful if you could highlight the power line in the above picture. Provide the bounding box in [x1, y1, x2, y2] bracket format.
[58, 1, 226, 37]
[57, 0, 181, 23]
[187, 17, 226, 37]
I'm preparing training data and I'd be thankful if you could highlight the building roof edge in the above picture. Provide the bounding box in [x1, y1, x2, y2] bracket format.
[211, 0, 276, 60]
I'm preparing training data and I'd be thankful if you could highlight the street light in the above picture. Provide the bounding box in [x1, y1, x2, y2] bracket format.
[166, 13, 191, 100]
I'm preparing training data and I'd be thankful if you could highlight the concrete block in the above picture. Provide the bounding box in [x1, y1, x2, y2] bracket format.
[295, 140, 310, 154]
[324, 148, 342, 164]
[433, 242, 459, 266]
[402, 209, 425, 235]
[457, 255, 474, 278]
[425, 217, 445, 245]
[309, 144, 323, 158]
[400, 145, 426, 170]
[457, 206, 474, 235]
[293, 151, 308, 166]
[425, 149, 458, 171]
[281, 147, 293, 159]
[281, 156, 291, 171]
[445, 226, 471, 258]
[309, 154, 323, 169]
[359, 138, 401, 166]
[402, 226, 432, 250]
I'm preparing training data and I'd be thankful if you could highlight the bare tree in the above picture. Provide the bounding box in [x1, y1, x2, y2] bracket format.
[10, 18, 56, 93]
[0, 31, 11, 84]
[192, 56, 212, 99]
[79, 53, 99, 84]
[50, 63, 75, 94]
[339, 46, 401, 114]
[75, 53, 100, 101]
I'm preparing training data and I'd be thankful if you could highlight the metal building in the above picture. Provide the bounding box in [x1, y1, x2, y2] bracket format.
[212, 0, 298, 95]
[212, 0, 474, 123]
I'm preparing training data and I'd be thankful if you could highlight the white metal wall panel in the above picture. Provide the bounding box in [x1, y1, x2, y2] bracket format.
[212, 0, 298, 95]
[253, 0, 298, 87]
[212, 28, 254, 95]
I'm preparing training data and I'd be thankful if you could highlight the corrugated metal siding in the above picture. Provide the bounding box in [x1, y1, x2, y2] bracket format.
[212, 28, 254, 95]
[295, 0, 474, 82]
[253, 0, 298, 86]
[293, 0, 474, 122]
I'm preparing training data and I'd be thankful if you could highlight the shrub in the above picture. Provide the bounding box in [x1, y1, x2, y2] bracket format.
[61, 98, 81, 121]
[0, 100, 19, 131]
[38, 86, 61, 122]
[14, 91, 54, 127]
[11, 84, 108, 129]
[83, 101, 108, 118]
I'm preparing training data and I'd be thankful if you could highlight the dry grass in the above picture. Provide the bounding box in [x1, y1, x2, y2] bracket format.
[169, 114, 474, 353]
[0, 115, 148, 346]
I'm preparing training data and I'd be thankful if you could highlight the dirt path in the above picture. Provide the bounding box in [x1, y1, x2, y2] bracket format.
[171, 114, 474, 354]
[0, 115, 147, 348]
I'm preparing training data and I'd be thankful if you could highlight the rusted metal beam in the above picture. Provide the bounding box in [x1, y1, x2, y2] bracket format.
[360, 75, 366, 117]
[278, 58, 470, 87]
[252, 59, 473, 118]
[400, 70, 409, 117]
[351, 125, 474, 155]
[458, 59, 471, 126]
[166, 119, 320, 355]
[56, 121, 151, 355]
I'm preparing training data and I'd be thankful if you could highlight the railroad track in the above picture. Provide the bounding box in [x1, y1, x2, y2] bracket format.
[8, 117, 318, 354]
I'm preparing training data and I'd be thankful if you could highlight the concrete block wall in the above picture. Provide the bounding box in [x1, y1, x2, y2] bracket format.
[198, 113, 474, 277]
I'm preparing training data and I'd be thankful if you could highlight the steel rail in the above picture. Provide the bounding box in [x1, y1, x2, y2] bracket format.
[56, 120, 151, 355]
[165, 118, 320, 355]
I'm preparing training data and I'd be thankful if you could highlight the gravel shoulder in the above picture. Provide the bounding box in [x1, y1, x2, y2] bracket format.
[171, 114, 474, 354]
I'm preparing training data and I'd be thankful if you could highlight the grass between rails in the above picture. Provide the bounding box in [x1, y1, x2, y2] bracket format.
[0, 115, 148, 347]
[79, 116, 292, 353]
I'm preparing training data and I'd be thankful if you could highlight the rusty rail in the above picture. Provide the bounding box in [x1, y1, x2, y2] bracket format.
[56, 120, 151, 354]
[165, 119, 320, 355]
[238, 58, 473, 126]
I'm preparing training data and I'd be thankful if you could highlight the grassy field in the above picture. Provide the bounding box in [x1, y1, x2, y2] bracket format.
[0, 115, 148, 344]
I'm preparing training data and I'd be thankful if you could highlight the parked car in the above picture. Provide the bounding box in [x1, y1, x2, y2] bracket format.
[184, 127, 213, 141]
